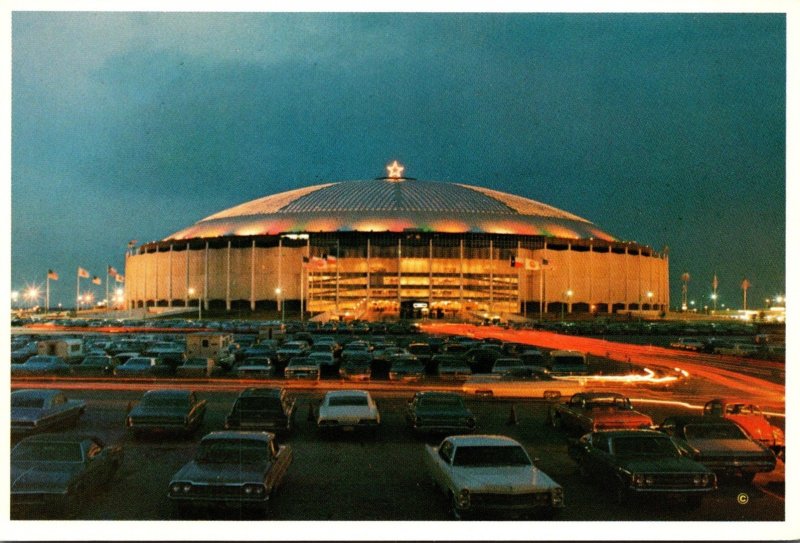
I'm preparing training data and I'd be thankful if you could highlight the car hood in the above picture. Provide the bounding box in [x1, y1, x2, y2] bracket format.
[11, 462, 81, 493]
[172, 460, 268, 484]
[688, 438, 768, 455]
[452, 465, 559, 492]
[319, 405, 375, 418]
[616, 456, 708, 473]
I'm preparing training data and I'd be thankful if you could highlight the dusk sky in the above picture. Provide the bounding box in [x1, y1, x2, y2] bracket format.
[11, 12, 786, 310]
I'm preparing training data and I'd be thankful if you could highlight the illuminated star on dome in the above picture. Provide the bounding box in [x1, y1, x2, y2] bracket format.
[386, 160, 405, 179]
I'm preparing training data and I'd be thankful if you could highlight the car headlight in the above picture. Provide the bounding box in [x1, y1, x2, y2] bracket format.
[551, 487, 564, 506]
[243, 484, 266, 495]
[170, 482, 192, 494]
[456, 489, 470, 508]
[126, 416, 133, 427]
[632, 474, 645, 487]
[693, 474, 711, 487]
[644, 475, 655, 486]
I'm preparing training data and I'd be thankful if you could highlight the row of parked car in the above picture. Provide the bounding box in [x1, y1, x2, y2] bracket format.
[10, 330, 591, 383]
[10, 385, 784, 519]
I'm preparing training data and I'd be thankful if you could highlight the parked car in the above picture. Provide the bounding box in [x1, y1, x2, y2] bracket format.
[307, 351, 337, 376]
[11, 355, 71, 376]
[567, 429, 716, 509]
[235, 358, 275, 378]
[702, 398, 785, 458]
[317, 390, 380, 434]
[11, 433, 123, 518]
[175, 357, 222, 378]
[11, 389, 86, 437]
[548, 392, 653, 433]
[11, 341, 40, 363]
[658, 416, 777, 482]
[339, 353, 373, 381]
[434, 355, 472, 380]
[168, 431, 292, 516]
[491, 358, 526, 375]
[545, 350, 589, 375]
[388, 354, 426, 382]
[71, 354, 120, 376]
[126, 389, 207, 436]
[405, 391, 476, 435]
[284, 356, 321, 380]
[225, 388, 296, 434]
[113, 356, 169, 376]
[424, 434, 564, 519]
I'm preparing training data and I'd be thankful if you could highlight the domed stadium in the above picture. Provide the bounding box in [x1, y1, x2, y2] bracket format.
[125, 162, 668, 319]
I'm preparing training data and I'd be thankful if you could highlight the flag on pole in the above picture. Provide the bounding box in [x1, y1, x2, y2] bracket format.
[92, 276, 102, 285]
[510, 256, 524, 268]
[47, 269, 59, 280]
[115, 274, 125, 283]
[78, 267, 90, 278]
[108, 265, 118, 276]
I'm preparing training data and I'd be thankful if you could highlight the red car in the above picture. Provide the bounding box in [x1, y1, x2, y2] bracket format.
[703, 399, 785, 459]
[548, 392, 653, 434]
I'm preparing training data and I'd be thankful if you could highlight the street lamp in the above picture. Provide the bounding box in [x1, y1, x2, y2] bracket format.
[275, 287, 284, 322]
[646, 291, 654, 309]
[710, 293, 718, 311]
[188, 287, 202, 320]
[25, 287, 40, 309]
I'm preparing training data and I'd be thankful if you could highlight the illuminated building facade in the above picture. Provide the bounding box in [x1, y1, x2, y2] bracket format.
[125, 163, 669, 319]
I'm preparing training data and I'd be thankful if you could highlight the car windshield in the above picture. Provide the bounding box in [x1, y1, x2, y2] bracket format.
[196, 439, 266, 464]
[236, 397, 281, 412]
[11, 396, 46, 408]
[125, 359, 151, 367]
[419, 396, 463, 409]
[12, 441, 82, 462]
[684, 424, 747, 440]
[612, 436, 680, 457]
[452, 445, 531, 467]
[328, 396, 368, 407]
[82, 357, 108, 366]
[586, 396, 631, 409]
[143, 395, 189, 408]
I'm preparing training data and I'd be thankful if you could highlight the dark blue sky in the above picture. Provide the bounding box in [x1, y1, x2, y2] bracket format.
[11, 13, 786, 310]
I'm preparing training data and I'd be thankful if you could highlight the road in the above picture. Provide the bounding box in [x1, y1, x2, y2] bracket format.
[10, 387, 784, 522]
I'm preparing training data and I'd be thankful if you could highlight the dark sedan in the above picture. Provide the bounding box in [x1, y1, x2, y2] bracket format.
[658, 416, 777, 482]
[568, 429, 717, 509]
[11, 389, 87, 437]
[11, 433, 123, 518]
[71, 355, 120, 376]
[224, 388, 296, 434]
[168, 431, 293, 516]
[113, 356, 170, 376]
[405, 391, 476, 435]
[11, 355, 71, 376]
[126, 389, 207, 436]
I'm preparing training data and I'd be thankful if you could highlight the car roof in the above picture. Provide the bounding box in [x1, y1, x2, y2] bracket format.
[11, 389, 62, 399]
[591, 429, 668, 439]
[445, 435, 522, 447]
[416, 391, 463, 400]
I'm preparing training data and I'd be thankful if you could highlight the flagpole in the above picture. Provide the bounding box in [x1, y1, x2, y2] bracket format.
[46, 274, 50, 315]
[76, 269, 80, 313]
[106, 267, 110, 312]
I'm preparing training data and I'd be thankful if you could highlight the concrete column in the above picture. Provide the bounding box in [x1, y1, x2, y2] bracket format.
[204, 241, 209, 310]
[168, 244, 173, 307]
[185, 242, 190, 307]
[250, 240, 256, 311]
[225, 240, 231, 311]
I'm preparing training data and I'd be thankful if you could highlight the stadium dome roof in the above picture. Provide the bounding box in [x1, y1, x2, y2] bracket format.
[166, 177, 616, 241]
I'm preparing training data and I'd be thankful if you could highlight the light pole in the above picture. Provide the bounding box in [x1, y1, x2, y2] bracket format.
[710, 293, 718, 311]
[275, 288, 284, 322]
[188, 288, 202, 320]
[561, 289, 573, 321]
[646, 291, 654, 309]
[11, 290, 19, 310]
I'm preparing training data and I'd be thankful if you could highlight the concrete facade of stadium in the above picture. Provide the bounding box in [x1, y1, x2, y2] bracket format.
[125, 171, 669, 319]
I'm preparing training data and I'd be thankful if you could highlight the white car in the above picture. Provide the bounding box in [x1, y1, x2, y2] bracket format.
[424, 435, 564, 519]
[316, 390, 380, 434]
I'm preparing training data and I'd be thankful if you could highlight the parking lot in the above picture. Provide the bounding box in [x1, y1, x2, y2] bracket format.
[10, 386, 784, 522]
